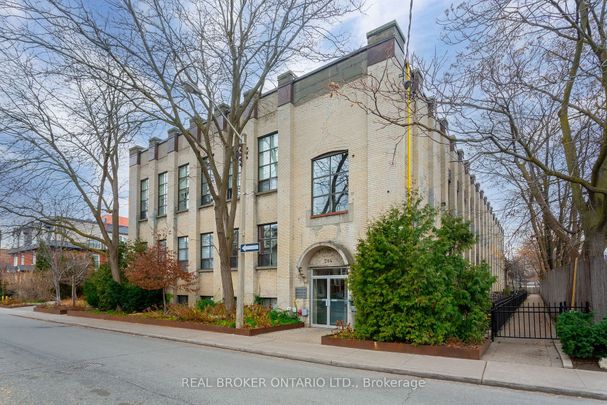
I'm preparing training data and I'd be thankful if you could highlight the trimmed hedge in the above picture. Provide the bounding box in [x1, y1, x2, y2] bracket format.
[83, 264, 162, 312]
[556, 311, 607, 359]
[349, 197, 495, 345]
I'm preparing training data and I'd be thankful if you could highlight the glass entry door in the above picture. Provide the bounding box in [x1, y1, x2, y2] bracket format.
[312, 268, 348, 326]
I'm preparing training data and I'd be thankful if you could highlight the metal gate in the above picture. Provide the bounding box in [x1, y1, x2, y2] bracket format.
[490, 292, 590, 340]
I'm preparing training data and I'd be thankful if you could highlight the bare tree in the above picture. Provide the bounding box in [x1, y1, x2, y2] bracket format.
[0, 0, 363, 312]
[45, 246, 91, 306]
[62, 252, 93, 307]
[0, 51, 150, 284]
[332, 1, 606, 300]
[437, 0, 607, 263]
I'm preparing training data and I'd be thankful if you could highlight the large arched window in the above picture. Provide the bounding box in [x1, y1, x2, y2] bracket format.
[311, 151, 349, 215]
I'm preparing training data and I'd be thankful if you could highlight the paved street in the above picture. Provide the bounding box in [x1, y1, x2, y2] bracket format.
[0, 312, 600, 405]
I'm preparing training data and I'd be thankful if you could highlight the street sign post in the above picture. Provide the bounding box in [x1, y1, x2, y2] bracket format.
[240, 243, 260, 253]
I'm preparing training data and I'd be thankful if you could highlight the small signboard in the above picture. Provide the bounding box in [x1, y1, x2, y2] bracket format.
[240, 243, 260, 253]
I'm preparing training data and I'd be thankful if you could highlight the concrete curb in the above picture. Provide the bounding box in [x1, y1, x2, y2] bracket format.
[553, 340, 574, 369]
[9, 312, 607, 401]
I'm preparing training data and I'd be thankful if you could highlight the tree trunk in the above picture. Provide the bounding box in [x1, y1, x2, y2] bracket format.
[162, 288, 167, 313]
[213, 201, 236, 313]
[54, 280, 61, 307]
[584, 228, 606, 261]
[71, 275, 76, 307]
[108, 246, 121, 284]
[220, 252, 235, 313]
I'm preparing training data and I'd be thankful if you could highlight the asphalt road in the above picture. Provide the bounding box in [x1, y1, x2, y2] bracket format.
[0, 312, 600, 405]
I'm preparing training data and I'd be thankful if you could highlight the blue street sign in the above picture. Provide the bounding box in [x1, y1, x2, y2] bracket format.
[240, 243, 260, 253]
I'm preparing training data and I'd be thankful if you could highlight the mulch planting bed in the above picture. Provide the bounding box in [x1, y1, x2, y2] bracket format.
[321, 334, 491, 360]
[67, 309, 304, 336]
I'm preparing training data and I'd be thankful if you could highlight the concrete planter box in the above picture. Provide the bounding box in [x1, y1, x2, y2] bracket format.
[34, 306, 67, 315]
[321, 334, 491, 360]
[67, 310, 304, 336]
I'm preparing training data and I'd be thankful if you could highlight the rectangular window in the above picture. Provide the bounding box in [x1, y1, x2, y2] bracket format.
[177, 295, 189, 305]
[92, 254, 100, 269]
[158, 239, 167, 252]
[200, 157, 213, 206]
[312, 151, 349, 215]
[177, 164, 189, 211]
[227, 162, 241, 200]
[88, 239, 103, 249]
[258, 223, 277, 267]
[158, 172, 168, 216]
[177, 236, 188, 263]
[230, 229, 239, 269]
[139, 178, 149, 220]
[200, 233, 213, 270]
[258, 133, 278, 192]
[258, 297, 277, 309]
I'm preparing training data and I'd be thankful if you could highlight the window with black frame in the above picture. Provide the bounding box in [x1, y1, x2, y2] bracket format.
[258, 223, 277, 267]
[311, 151, 349, 215]
[177, 164, 189, 211]
[139, 178, 149, 220]
[158, 239, 167, 252]
[227, 162, 240, 200]
[177, 236, 188, 264]
[200, 233, 213, 270]
[258, 133, 278, 192]
[230, 229, 239, 268]
[200, 158, 213, 206]
[157, 172, 168, 216]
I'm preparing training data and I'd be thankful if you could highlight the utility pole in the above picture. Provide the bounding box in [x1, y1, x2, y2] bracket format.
[235, 138, 247, 329]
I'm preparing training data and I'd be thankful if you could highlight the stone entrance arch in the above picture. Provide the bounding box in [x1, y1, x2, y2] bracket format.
[295, 242, 353, 327]
[296, 241, 353, 279]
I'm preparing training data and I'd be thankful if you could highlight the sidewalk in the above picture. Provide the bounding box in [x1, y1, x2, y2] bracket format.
[484, 294, 563, 368]
[2, 306, 606, 400]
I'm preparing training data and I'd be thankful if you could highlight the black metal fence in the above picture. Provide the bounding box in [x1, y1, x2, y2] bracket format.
[491, 294, 591, 340]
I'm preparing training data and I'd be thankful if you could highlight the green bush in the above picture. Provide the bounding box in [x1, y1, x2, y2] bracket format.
[196, 298, 216, 311]
[349, 197, 494, 345]
[268, 308, 300, 326]
[83, 264, 162, 312]
[557, 311, 607, 359]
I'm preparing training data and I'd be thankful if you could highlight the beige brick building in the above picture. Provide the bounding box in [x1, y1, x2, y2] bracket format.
[129, 21, 505, 326]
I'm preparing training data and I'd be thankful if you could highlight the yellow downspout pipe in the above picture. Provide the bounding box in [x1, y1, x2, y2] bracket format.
[571, 256, 579, 306]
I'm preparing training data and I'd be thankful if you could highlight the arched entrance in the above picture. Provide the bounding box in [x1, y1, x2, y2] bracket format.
[296, 242, 353, 327]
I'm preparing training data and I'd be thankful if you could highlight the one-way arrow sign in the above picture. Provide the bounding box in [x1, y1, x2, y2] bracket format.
[240, 243, 260, 253]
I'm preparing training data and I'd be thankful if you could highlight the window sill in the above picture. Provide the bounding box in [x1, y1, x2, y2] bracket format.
[198, 268, 213, 273]
[310, 210, 348, 219]
[256, 189, 277, 197]
[175, 208, 189, 214]
[256, 266, 277, 271]
[138, 218, 148, 222]
[199, 203, 214, 209]
[156, 214, 167, 219]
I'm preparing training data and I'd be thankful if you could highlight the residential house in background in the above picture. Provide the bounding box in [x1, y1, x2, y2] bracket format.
[8, 215, 128, 272]
[0, 248, 11, 271]
[129, 21, 505, 327]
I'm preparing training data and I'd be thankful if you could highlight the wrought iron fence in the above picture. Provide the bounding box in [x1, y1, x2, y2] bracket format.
[491, 296, 590, 340]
